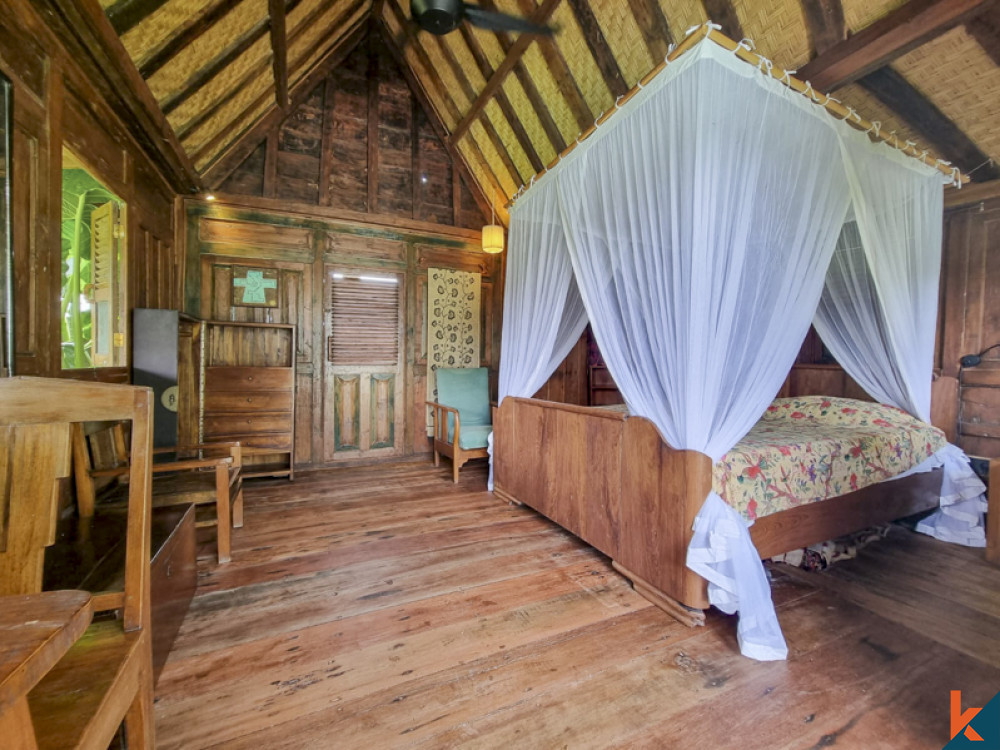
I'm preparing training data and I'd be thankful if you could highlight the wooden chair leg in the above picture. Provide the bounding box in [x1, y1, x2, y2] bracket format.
[215, 465, 231, 564]
[123, 657, 154, 749]
[433, 448, 439, 467]
[233, 487, 244, 529]
[71, 423, 96, 518]
[453, 451, 461, 483]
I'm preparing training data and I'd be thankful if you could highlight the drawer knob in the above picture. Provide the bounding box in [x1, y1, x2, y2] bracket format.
[247, 397, 253, 403]
[247, 375, 253, 381]
[246, 419, 252, 424]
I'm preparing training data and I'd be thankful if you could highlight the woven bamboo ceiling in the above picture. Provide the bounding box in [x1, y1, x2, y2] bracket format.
[100, 0, 1000, 217]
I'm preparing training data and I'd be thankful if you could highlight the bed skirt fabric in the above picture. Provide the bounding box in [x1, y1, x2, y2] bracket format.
[904, 443, 988, 546]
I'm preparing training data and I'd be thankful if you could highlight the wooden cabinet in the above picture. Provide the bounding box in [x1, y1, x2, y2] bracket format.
[589, 365, 624, 406]
[201, 321, 296, 479]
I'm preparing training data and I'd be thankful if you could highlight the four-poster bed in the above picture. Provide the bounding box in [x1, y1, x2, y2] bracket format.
[492, 23, 989, 660]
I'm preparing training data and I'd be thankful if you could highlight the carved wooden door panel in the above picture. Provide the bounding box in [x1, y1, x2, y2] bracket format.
[323, 266, 404, 460]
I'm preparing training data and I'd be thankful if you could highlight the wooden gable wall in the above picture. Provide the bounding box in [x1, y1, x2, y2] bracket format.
[183, 36, 501, 469]
[1, 0, 182, 382]
[214, 34, 487, 231]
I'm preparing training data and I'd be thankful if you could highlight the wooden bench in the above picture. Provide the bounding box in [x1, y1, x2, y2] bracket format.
[0, 377, 154, 749]
[75, 425, 244, 563]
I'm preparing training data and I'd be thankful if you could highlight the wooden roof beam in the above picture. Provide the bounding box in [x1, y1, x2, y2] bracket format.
[857, 67, 1000, 180]
[106, 0, 170, 35]
[160, 15, 273, 116]
[626, 0, 674, 63]
[701, 0, 744, 42]
[268, 0, 290, 109]
[138, 0, 243, 78]
[475, 0, 569, 152]
[458, 24, 545, 172]
[431, 34, 526, 186]
[448, 0, 562, 147]
[510, 0, 593, 132]
[798, 0, 994, 92]
[201, 11, 368, 186]
[565, 0, 627, 98]
[800, 0, 999, 181]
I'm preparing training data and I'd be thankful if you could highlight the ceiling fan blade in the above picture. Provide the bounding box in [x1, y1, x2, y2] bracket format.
[462, 4, 555, 35]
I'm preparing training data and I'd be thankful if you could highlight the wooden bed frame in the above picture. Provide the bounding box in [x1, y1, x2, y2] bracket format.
[493, 397, 949, 626]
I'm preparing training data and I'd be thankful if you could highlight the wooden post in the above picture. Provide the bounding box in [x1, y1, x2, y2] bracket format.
[988, 458, 999, 565]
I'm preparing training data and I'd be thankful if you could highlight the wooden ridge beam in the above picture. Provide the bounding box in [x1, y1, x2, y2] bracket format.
[701, 0, 743, 42]
[944, 178, 1000, 208]
[565, 0, 628, 98]
[138, 0, 243, 78]
[268, 0, 290, 109]
[38, 0, 201, 192]
[448, 0, 562, 147]
[458, 24, 544, 173]
[432, 34, 525, 186]
[106, 0, 170, 35]
[201, 15, 368, 187]
[798, 0, 993, 91]
[511, 0, 593, 132]
[380, 3, 496, 221]
[857, 67, 1000, 180]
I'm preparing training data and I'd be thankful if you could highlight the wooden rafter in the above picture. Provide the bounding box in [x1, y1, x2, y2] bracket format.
[798, 0, 993, 91]
[800, 0, 846, 55]
[367, 30, 380, 212]
[701, 0, 743, 42]
[475, 0, 570, 152]
[380, 2, 499, 219]
[511, 0, 593, 132]
[447, 0, 562, 147]
[161, 15, 273, 116]
[458, 23, 545, 172]
[431, 34, 525, 185]
[268, 0, 290, 109]
[626, 0, 674, 63]
[201, 15, 368, 186]
[858, 68, 1000, 179]
[565, 0, 627, 97]
[798, 0, 999, 181]
[138, 0, 244, 78]
[106, 0, 170, 35]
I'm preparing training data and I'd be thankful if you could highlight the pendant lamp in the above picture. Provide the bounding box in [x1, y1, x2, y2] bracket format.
[482, 193, 504, 254]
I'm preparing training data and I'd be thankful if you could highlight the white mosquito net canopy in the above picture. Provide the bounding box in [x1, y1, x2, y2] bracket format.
[493, 26, 986, 661]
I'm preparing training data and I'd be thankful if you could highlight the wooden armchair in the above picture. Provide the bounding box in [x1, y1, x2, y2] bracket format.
[75, 430, 244, 564]
[0, 377, 155, 749]
[427, 367, 492, 483]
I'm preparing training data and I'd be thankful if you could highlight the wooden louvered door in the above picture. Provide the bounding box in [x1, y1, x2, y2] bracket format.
[323, 266, 404, 461]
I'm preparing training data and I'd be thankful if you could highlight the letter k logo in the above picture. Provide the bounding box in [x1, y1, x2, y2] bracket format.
[952, 691, 984, 741]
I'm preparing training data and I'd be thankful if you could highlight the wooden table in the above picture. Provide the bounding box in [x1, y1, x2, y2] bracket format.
[0, 590, 93, 750]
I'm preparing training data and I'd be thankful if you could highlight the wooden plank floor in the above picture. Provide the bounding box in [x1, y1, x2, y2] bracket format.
[154, 462, 1000, 749]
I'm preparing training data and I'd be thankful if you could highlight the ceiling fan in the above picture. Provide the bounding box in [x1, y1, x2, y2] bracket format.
[410, 0, 556, 36]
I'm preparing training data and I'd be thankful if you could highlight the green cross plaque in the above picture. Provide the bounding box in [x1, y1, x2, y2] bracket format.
[232, 266, 278, 307]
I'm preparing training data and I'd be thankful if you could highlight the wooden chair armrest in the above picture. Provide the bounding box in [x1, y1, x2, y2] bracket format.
[152, 456, 233, 473]
[426, 402, 461, 444]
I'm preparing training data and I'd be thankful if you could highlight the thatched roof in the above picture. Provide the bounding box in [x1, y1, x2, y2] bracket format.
[98, 0, 1000, 214]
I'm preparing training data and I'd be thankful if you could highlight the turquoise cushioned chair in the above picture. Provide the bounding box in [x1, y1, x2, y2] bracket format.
[427, 367, 491, 482]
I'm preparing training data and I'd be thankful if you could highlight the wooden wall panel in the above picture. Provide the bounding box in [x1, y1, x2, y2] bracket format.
[215, 36, 487, 231]
[941, 197, 1000, 457]
[185, 199, 500, 468]
[1, 0, 181, 380]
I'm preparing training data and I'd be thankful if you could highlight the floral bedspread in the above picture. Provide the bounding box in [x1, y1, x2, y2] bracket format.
[712, 397, 947, 522]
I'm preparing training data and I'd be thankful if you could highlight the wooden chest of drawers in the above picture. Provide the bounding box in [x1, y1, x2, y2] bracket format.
[200, 321, 296, 480]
